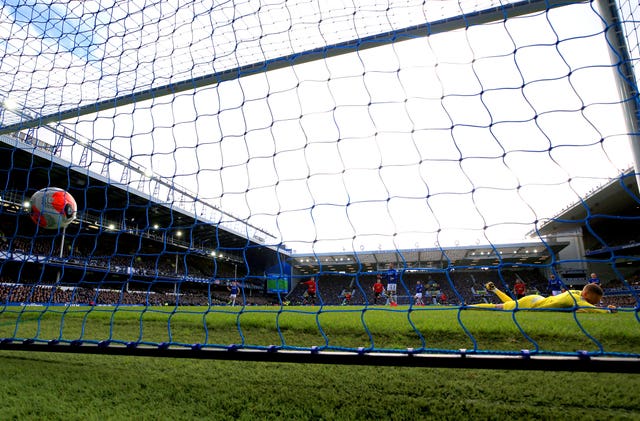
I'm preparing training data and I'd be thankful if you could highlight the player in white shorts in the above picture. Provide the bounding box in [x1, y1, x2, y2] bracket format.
[385, 263, 398, 306]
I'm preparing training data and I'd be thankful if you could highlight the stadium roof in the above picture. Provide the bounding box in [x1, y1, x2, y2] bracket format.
[290, 169, 640, 274]
[290, 241, 569, 274]
[0, 133, 271, 260]
[534, 169, 640, 237]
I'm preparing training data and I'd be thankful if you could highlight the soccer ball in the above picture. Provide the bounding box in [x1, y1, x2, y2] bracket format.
[30, 187, 77, 229]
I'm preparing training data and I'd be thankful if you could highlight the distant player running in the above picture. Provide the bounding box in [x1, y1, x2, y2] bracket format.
[474, 282, 616, 313]
[301, 276, 317, 305]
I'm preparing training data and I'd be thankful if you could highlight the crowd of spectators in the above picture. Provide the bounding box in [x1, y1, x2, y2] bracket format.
[0, 237, 233, 282]
[0, 244, 279, 308]
[0, 279, 276, 307]
[602, 294, 638, 308]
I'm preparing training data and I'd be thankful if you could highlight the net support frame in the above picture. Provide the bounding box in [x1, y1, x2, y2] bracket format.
[0, 340, 638, 374]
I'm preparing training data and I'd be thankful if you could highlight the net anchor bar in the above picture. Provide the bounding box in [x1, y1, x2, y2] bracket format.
[0, 342, 637, 374]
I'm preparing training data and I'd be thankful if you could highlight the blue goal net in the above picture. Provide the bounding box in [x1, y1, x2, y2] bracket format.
[0, 0, 638, 371]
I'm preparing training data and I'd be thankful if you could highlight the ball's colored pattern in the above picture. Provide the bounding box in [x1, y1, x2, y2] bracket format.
[30, 188, 77, 229]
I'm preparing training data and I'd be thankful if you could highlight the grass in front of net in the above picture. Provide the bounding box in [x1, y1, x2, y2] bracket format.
[0, 304, 639, 420]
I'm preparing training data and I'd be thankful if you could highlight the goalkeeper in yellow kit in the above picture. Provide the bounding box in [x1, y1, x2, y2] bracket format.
[474, 282, 616, 313]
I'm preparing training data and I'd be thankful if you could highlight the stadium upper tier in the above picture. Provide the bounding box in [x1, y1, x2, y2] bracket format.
[290, 242, 569, 275]
[0, 132, 280, 270]
[535, 168, 640, 238]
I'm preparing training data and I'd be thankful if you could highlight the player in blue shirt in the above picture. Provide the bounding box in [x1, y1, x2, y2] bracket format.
[589, 273, 601, 285]
[228, 281, 241, 306]
[414, 280, 425, 306]
[547, 274, 564, 296]
[385, 263, 398, 306]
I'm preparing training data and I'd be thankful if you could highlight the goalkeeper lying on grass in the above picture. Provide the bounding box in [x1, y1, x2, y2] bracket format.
[473, 282, 617, 313]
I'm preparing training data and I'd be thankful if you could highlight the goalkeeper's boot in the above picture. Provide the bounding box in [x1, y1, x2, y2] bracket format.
[485, 282, 496, 292]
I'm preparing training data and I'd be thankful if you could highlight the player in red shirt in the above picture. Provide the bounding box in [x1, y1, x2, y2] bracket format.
[341, 290, 352, 305]
[439, 291, 447, 304]
[301, 276, 317, 305]
[372, 275, 385, 305]
[514, 279, 526, 299]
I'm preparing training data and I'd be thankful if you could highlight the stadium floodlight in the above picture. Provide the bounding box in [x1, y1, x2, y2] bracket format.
[2, 98, 18, 111]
